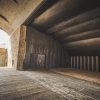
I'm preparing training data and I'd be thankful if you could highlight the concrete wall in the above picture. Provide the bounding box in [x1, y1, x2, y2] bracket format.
[0, 48, 7, 66]
[23, 26, 69, 69]
[10, 27, 20, 69]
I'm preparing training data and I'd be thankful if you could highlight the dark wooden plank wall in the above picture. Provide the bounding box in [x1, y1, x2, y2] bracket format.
[70, 56, 100, 72]
[23, 26, 69, 69]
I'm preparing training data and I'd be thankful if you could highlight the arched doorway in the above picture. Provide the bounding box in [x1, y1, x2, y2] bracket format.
[0, 29, 12, 68]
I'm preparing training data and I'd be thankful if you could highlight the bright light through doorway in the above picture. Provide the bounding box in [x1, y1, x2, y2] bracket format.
[0, 29, 12, 67]
[0, 29, 9, 48]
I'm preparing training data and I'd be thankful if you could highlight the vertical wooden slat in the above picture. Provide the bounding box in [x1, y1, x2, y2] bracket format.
[82, 56, 83, 70]
[96, 56, 99, 72]
[70, 55, 100, 72]
[79, 56, 80, 69]
[91, 56, 94, 72]
[87, 56, 90, 71]
[83, 56, 86, 70]
[75, 56, 77, 69]
[98, 56, 100, 72]
[76, 56, 79, 69]
[73, 56, 75, 69]
[85, 56, 87, 71]
[80, 56, 82, 70]
[90, 56, 92, 71]
[71, 56, 73, 69]
[94, 56, 96, 72]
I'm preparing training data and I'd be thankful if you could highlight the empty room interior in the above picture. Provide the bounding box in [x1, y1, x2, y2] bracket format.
[0, 0, 100, 100]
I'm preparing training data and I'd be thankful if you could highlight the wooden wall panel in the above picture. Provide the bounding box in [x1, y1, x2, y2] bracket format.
[23, 26, 69, 69]
[69, 55, 100, 72]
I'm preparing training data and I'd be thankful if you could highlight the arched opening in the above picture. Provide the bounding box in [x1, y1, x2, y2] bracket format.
[0, 29, 12, 68]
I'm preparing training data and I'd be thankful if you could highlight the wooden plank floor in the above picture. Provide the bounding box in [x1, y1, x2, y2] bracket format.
[0, 68, 100, 100]
[52, 68, 100, 84]
[0, 68, 66, 100]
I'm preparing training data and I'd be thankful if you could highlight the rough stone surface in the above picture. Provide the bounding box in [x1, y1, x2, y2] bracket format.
[0, 68, 99, 100]
[0, 48, 7, 66]
[11, 27, 20, 69]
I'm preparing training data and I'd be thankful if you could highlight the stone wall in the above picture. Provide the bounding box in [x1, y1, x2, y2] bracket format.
[10, 27, 20, 69]
[0, 48, 8, 66]
[17, 26, 26, 70]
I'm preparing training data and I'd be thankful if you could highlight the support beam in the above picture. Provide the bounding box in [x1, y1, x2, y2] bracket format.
[24, 0, 58, 24]
[54, 18, 100, 38]
[33, 0, 100, 31]
[64, 38, 100, 55]
[62, 29, 100, 43]
[47, 7, 100, 33]
[0, 14, 9, 23]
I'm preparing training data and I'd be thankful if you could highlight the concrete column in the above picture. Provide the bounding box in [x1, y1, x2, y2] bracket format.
[96, 56, 99, 72]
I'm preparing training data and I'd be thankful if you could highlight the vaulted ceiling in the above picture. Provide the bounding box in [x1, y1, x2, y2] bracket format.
[0, 0, 43, 35]
[0, 0, 100, 55]
[27, 0, 100, 55]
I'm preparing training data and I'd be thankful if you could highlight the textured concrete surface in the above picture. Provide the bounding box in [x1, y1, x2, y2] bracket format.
[0, 68, 100, 100]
